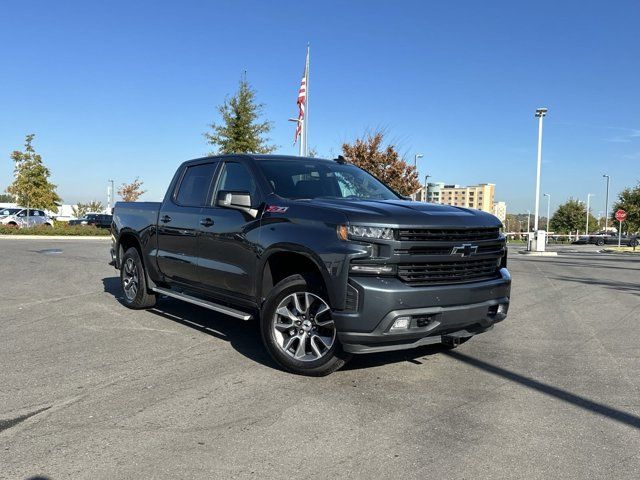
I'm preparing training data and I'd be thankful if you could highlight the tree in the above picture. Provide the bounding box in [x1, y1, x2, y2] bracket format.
[550, 198, 597, 234]
[118, 178, 146, 202]
[611, 182, 640, 233]
[204, 76, 276, 154]
[341, 131, 421, 197]
[7, 134, 61, 211]
[0, 193, 15, 203]
[72, 200, 104, 218]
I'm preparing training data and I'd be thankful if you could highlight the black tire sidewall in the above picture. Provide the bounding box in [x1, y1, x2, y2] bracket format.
[260, 274, 349, 375]
[120, 247, 151, 309]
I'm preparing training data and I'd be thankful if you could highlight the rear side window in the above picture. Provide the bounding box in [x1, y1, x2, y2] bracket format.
[175, 163, 216, 207]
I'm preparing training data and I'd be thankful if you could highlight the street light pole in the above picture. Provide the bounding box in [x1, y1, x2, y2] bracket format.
[412, 154, 424, 201]
[586, 193, 594, 235]
[533, 108, 548, 233]
[423, 174, 430, 202]
[543, 193, 551, 231]
[108, 179, 115, 212]
[527, 209, 531, 233]
[603, 174, 610, 231]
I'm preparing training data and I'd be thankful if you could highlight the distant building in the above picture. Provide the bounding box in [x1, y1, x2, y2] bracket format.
[421, 182, 496, 214]
[492, 201, 507, 222]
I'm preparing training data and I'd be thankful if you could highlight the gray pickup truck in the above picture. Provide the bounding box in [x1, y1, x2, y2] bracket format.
[112, 154, 511, 375]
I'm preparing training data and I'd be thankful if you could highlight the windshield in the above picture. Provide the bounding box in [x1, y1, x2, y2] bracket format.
[256, 159, 400, 200]
[0, 208, 20, 216]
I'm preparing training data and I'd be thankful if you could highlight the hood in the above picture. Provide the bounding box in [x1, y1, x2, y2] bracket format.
[298, 198, 502, 229]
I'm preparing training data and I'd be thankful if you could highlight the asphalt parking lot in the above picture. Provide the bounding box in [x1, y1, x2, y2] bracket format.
[1, 239, 639, 479]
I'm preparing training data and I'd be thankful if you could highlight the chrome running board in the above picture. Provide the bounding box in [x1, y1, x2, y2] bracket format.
[151, 287, 252, 321]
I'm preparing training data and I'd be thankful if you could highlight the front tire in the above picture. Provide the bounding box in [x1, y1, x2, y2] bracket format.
[596, 239, 605, 246]
[260, 274, 351, 376]
[120, 247, 156, 309]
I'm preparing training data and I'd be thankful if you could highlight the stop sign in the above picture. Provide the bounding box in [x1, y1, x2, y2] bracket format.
[615, 209, 627, 222]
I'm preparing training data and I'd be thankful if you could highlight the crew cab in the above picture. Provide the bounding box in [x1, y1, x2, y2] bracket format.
[111, 154, 511, 375]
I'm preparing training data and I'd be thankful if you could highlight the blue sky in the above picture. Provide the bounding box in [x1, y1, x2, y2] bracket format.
[1, 0, 639, 214]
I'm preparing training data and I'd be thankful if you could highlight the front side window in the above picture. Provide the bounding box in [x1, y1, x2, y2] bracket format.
[215, 162, 256, 200]
[256, 159, 399, 200]
[175, 163, 216, 207]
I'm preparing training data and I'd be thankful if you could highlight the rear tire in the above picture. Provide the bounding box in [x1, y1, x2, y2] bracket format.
[260, 274, 351, 376]
[120, 247, 156, 309]
[596, 239, 605, 246]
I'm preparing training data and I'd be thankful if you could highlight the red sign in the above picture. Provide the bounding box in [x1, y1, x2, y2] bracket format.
[615, 209, 627, 222]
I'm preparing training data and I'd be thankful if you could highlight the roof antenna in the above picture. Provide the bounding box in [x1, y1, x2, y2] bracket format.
[335, 155, 348, 164]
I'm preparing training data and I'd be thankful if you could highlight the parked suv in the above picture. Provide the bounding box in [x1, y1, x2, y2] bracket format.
[69, 213, 113, 228]
[112, 155, 511, 375]
[0, 208, 54, 228]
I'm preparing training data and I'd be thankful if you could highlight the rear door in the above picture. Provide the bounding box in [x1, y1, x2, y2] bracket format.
[156, 161, 218, 285]
[197, 159, 262, 299]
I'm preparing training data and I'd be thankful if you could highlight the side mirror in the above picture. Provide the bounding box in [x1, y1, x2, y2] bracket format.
[216, 190, 257, 217]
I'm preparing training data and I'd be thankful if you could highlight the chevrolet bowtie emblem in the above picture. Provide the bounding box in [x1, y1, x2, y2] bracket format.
[451, 244, 479, 257]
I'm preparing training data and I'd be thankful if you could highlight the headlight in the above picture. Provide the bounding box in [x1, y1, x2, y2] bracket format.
[81, 221, 88, 225]
[341, 225, 394, 240]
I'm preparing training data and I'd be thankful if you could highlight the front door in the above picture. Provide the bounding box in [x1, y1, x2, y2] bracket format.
[156, 161, 218, 285]
[197, 160, 261, 299]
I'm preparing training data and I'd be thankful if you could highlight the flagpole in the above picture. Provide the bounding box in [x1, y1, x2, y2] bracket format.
[303, 44, 309, 156]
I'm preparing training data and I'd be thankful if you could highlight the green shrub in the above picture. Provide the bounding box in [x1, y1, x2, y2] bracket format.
[0, 224, 111, 236]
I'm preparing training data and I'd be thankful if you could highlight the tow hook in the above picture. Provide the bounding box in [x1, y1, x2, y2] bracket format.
[441, 335, 461, 347]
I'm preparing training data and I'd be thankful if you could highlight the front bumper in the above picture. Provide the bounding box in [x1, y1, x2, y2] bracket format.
[333, 268, 511, 354]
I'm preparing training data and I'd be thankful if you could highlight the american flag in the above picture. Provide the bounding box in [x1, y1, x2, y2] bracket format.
[294, 70, 307, 143]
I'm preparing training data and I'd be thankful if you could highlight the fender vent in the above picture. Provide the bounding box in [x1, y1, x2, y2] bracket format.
[344, 283, 359, 312]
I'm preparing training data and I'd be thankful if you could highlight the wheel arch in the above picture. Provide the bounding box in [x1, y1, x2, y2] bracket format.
[258, 248, 334, 308]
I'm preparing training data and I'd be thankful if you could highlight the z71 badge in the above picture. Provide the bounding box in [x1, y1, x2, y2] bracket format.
[265, 205, 289, 213]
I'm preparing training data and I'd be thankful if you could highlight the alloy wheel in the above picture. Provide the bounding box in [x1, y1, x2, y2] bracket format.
[272, 292, 335, 362]
[122, 257, 139, 301]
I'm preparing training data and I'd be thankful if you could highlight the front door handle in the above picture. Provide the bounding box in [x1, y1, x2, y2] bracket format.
[200, 218, 214, 227]
[160, 215, 172, 223]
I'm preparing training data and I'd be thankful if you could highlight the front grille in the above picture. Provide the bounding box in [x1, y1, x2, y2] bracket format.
[397, 227, 499, 242]
[395, 243, 504, 256]
[398, 258, 501, 285]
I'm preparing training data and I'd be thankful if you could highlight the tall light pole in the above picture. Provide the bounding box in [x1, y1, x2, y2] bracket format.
[533, 108, 547, 233]
[108, 179, 115, 212]
[423, 174, 430, 202]
[527, 209, 531, 233]
[586, 193, 594, 235]
[543, 193, 551, 231]
[412, 154, 424, 201]
[602, 174, 610, 231]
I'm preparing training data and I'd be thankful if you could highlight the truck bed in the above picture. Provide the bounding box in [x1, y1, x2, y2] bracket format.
[113, 201, 161, 237]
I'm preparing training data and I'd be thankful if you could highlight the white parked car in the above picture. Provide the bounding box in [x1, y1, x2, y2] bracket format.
[0, 208, 54, 228]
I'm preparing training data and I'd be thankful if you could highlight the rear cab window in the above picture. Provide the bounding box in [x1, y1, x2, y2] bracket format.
[175, 163, 217, 207]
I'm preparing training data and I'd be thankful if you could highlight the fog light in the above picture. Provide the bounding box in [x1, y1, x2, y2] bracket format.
[390, 316, 411, 331]
[498, 303, 508, 315]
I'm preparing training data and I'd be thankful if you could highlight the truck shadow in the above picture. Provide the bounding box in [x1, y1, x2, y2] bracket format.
[101, 276, 279, 371]
[102, 276, 450, 373]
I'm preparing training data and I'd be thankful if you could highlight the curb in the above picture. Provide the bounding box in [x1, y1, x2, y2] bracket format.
[0, 235, 111, 240]
[517, 250, 558, 257]
[600, 249, 639, 255]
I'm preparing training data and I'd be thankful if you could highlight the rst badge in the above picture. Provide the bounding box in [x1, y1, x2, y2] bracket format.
[265, 205, 289, 213]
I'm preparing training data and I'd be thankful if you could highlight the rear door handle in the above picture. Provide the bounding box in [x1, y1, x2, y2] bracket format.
[160, 215, 172, 223]
[200, 218, 214, 227]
